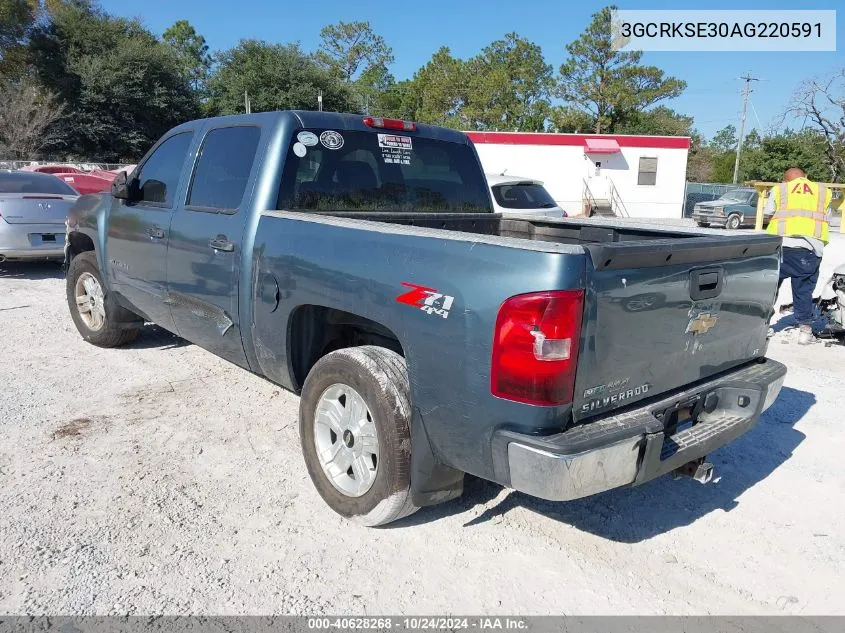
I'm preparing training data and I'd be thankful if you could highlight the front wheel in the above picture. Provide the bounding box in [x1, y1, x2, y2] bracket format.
[299, 346, 418, 526]
[66, 251, 140, 347]
[726, 214, 742, 230]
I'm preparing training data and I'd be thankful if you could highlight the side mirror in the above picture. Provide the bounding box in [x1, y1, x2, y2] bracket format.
[111, 171, 135, 200]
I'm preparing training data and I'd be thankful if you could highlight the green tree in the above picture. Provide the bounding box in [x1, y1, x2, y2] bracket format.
[710, 124, 737, 152]
[374, 78, 417, 119]
[615, 106, 693, 136]
[548, 106, 594, 132]
[462, 33, 553, 132]
[162, 19, 211, 93]
[0, 0, 38, 77]
[740, 129, 830, 182]
[207, 40, 353, 115]
[316, 21, 393, 83]
[557, 6, 686, 133]
[402, 47, 467, 128]
[28, 0, 198, 160]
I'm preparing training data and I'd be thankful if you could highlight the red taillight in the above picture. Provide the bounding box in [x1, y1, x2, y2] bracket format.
[363, 116, 417, 131]
[491, 290, 584, 406]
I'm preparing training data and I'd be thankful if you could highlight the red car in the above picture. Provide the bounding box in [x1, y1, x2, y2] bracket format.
[20, 164, 84, 175]
[53, 173, 112, 195]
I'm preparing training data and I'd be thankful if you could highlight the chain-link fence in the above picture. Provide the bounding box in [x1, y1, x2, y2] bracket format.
[683, 183, 737, 217]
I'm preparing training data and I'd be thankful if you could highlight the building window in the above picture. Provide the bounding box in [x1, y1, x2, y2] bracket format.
[638, 157, 658, 186]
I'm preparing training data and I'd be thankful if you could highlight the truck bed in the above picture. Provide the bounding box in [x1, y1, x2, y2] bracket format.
[260, 209, 780, 426]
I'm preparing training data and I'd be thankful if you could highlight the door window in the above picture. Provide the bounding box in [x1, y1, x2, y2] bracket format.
[135, 132, 194, 206]
[187, 126, 261, 211]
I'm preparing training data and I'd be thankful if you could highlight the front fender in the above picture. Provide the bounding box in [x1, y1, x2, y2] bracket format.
[66, 193, 111, 273]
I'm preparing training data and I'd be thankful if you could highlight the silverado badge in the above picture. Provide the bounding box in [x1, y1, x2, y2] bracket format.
[686, 312, 719, 335]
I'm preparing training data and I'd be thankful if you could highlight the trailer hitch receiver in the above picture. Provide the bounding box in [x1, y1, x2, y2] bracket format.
[672, 457, 714, 484]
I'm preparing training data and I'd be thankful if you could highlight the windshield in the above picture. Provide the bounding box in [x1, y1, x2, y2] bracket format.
[0, 172, 78, 195]
[718, 189, 754, 203]
[277, 129, 492, 213]
[492, 183, 557, 209]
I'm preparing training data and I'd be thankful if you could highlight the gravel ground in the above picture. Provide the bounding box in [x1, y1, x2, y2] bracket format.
[1, 255, 844, 616]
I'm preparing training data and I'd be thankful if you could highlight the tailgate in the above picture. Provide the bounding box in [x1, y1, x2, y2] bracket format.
[572, 234, 781, 422]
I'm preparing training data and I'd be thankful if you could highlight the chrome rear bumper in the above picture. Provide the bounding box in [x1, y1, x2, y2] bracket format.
[500, 359, 786, 501]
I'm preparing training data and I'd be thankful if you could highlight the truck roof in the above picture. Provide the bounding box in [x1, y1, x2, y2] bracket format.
[167, 111, 470, 145]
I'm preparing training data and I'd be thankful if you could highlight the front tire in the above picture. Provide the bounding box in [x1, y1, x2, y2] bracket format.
[299, 346, 418, 526]
[726, 214, 742, 230]
[66, 251, 140, 347]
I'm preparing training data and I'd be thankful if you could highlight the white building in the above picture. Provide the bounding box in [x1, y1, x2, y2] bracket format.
[466, 132, 691, 219]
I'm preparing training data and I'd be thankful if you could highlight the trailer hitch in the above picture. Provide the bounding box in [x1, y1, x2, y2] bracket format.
[672, 457, 714, 484]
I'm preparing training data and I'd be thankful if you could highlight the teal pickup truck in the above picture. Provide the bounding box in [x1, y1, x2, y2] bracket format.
[692, 187, 772, 230]
[63, 111, 787, 526]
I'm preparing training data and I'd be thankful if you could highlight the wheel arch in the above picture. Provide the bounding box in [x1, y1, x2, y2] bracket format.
[286, 303, 464, 508]
[287, 304, 405, 393]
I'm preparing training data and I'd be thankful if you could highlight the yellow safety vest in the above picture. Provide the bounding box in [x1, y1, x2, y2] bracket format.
[766, 177, 831, 245]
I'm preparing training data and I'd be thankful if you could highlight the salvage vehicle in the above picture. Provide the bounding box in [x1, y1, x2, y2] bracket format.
[486, 173, 566, 218]
[0, 171, 78, 262]
[692, 187, 771, 230]
[65, 111, 787, 526]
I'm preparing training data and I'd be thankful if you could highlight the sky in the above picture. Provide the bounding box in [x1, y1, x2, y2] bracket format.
[98, 0, 843, 140]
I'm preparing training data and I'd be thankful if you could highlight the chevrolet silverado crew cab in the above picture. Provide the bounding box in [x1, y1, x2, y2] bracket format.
[65, 111, 786, 526]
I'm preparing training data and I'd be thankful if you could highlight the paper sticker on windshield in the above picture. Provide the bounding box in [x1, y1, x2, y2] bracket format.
[378, 134, 412, 165]
[319, 130, 344, 150]
[297, 131, 318, 147]
[292, 142, 307, 157]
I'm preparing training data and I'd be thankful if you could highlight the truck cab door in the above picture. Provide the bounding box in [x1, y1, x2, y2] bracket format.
[166, 124, 263, 368]
[106, 130, 196, 332]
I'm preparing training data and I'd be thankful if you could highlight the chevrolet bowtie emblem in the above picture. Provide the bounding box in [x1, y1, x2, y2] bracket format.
[686, 313, 719, 335]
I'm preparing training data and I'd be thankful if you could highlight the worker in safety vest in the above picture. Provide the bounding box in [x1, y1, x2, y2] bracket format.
[765, 167, 832, 345]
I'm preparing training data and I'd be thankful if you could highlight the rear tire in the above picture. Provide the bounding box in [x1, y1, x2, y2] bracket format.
[697, 222, 710, 228]
[726, 214, 742, 230]
[66, 251, 140, 347]
[299, 346, 418, 526]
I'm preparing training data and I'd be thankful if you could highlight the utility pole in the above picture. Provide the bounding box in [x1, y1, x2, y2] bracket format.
[244, 90, 251, 114]
[733, 72, 760, 184]
[318, 90, 323, 112]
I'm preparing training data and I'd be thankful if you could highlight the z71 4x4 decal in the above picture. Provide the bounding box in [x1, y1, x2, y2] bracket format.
[396, 282, 455, 319]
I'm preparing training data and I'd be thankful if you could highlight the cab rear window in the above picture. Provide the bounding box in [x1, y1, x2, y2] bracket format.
[277, 129, 492, 214]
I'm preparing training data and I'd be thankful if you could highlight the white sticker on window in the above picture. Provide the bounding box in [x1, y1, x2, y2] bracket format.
[378, 134, 413, 165]
[292, 142, 307, 157]
[377, 134, 413, 150]
[297, 131, 318, 147]
[319, 130, 344, 150]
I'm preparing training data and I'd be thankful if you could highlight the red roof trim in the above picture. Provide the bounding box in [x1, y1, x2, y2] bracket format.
[465, 131, 690, 150]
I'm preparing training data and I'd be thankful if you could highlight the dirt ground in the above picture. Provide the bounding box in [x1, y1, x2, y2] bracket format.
[1, 249, 844, 616]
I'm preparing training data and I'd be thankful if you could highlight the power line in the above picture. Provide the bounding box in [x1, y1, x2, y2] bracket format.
[733, 72, 762, 184]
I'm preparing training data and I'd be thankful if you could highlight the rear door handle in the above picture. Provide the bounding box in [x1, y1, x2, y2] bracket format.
[209, 235, 234, 252]
[146, 226, 165, 239]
